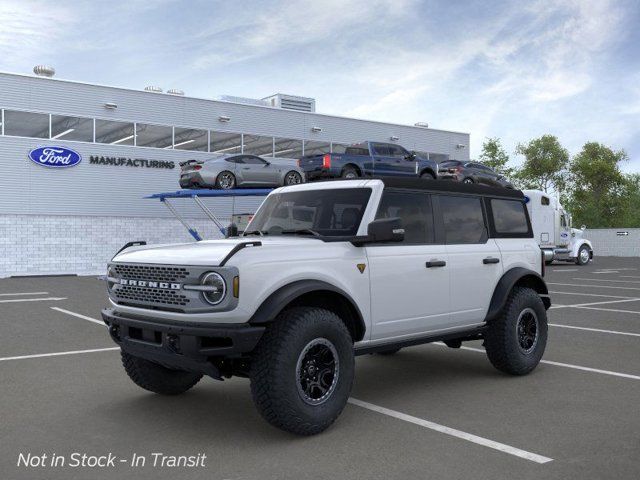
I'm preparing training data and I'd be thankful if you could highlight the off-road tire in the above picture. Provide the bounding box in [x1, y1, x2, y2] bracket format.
[484, 287, 547, 375]
[420, 172, 436, 180]
[377, 347, 402, 355]
[250, 307, 355, 435]
[575, 245, 591, 265]
[341, 166, 359, 179]
[121, 351, 202, 395]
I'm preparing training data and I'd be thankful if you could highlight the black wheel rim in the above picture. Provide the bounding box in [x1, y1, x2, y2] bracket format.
[219, 172, 234, 189]
[295, 338, 339, 405]
[344, 171, 357, 179]
[516, 307, 539, 354]
[286, 172, 301, 185]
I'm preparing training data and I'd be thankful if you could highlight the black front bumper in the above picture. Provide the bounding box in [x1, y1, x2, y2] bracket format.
[101, 308, 265, 378]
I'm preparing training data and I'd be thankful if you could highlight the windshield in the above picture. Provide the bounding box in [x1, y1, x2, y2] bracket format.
[244, 188, 372, 237]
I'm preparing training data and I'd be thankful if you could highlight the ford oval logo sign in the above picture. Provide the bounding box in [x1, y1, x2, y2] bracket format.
[28, 146, 82, 168]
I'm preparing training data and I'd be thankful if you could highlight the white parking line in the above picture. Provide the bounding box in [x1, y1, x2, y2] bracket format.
[0, 347, 119, 362]
[621, 275, 640, 279]
[549, 323, 640, 337]
[547, 282, 640, 291]
[0, 297, 67, 304]
[549, 291, 637, 299]
[572, 306, 640, 315]
[0, 292, 49, 296]
[348, 398, 552, 464]
[550, 269, 578, 272]
[51, 307, 105, 326]
[592, 271, 619, 274]
[445, 345, 640, 381]
[573, 278, 640, 284]
[550, 298, 640, 310]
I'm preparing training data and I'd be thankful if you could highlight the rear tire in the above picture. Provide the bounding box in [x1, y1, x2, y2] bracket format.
[575, 245, 591, 265]
[341, 166, 359, 179]
[484, 287, 547, 375]
[250, 307, 354, 435]
[284, 170, 303, 186]
[121, 351, 202, 395]
[215, 171, 236, 190]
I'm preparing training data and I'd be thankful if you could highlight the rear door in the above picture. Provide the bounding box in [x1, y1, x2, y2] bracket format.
[436, 194, 503, 327]
[370, 143, 396, 177]
[366, 190, 451, 340]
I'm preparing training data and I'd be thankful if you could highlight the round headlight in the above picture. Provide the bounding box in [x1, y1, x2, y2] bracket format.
[201, 272, 226, 305]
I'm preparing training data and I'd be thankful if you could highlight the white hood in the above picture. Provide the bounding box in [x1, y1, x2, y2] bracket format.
[112, 237, 322, 266]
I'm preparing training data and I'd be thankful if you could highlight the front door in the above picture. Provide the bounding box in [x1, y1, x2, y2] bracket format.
[239, 155, 275, 185]
[436, 194, 503, 327]
[366, 190, 451, 341]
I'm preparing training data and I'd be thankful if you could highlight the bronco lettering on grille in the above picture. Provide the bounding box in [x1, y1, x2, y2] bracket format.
[119, 279, 181, 290]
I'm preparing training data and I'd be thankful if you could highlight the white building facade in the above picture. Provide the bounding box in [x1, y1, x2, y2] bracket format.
[0, 71, 470, 277]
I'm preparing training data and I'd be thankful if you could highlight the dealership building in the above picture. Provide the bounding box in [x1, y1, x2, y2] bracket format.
[0, 68, 470, 277]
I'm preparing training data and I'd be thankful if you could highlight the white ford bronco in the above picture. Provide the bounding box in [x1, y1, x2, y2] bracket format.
[102, 178, 551, 435]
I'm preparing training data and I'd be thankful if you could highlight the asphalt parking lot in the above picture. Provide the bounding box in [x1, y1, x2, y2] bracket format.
[1, 257, 639, 480]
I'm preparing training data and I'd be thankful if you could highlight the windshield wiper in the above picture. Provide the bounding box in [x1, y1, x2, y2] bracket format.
[281, 229, 321, 237]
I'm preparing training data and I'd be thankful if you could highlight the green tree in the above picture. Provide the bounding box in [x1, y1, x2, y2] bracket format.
[567, 142, 628, 228]
[514, 135, 569, 193]
[621, 174, 640, 227]
[479, 137, 513, 177]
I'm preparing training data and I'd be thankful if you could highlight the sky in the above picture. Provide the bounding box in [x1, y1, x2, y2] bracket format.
[1, 0, 639, 171]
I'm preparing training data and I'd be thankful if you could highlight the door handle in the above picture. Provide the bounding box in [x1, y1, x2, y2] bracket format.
[242, 167, 250, 170]
[483, 257, 500, 264]
[426, 260, 446, 268]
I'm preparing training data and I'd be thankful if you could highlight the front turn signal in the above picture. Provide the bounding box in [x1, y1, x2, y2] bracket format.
[233, 276, 240, 298]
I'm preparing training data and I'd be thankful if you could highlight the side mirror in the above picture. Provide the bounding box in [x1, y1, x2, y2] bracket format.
[351, 218, 404, 246]
[225, 223, 239, 238]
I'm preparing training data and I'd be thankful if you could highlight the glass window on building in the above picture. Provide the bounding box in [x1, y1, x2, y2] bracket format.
[95, 119, 135, 145]
[173, 127, 208, 151]
[303, 140, 331, 156]
[136, 123, 173, 149]
[51, 115, 93, 142]
[243, 135, 274, 156]
[273, 137, 303, 159]
[211, 131, 242, 154]
[331, 143, 349, 154]
[4, 110, 49, 138]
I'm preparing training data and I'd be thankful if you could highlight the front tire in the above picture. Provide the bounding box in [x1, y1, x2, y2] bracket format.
[420, 171, 436, 180]
[121, 351, 202, 395]
[484, 287, 547, 375]
[462, 177, 474, 184]
[250, 307, 355, 435]
[215, 171, 236, 190]
[575, 245, 591, 265]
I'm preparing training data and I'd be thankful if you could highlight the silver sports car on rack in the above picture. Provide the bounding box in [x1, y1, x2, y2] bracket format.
[179, 154, 305, 190]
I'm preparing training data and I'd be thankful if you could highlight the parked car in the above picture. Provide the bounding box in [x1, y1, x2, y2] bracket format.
[438, 160, 514, 188]
[103, 178, 550, 435]
[298, 141, 438, 181]
[179, 154, 305, 189]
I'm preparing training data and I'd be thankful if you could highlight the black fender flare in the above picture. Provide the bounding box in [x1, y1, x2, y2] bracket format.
[484, 268, 550, 322]
[248, 280, 366, 341]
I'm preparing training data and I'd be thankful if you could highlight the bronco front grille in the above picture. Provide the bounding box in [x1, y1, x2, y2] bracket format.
[115, 285, 190, 307]
[113, 264, 189, 282]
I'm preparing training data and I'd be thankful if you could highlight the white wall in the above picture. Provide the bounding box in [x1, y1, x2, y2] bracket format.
[584, 228, 640, 257]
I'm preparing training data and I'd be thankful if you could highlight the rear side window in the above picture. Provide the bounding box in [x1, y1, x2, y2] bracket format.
[541, 196, 550, 205]
[491, 199, 529, 234]
[375, 191, 434, 244]
[439, 195, 487, 244]
[345, 145, 370, 156]
[372, 144, 391, 156]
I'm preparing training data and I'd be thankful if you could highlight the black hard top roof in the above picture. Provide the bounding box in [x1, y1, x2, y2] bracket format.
[379, 177, 524, 199]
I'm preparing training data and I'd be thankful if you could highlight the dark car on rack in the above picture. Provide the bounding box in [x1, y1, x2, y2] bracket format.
[297, 141, 438, 181]
[437, 160, 514, 188]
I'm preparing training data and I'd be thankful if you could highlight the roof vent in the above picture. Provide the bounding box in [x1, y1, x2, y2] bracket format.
[414, 122, 429, 128]
[33, 65, 55, 77]
[262, 93, 316, 112]
[144, 86, 163, 93]
[167, 89, 184, 96]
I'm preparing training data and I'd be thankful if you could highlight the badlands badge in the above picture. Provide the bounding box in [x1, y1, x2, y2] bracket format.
[356, 263, 366, 274]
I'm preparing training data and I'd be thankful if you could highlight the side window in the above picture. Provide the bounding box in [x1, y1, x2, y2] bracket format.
[440, 195, 487, 244]
[243, 156, 267, 165]
[541, 196, 550, 206]
[387, 145, 407, 158]
[375, 191, 434, 244]
[372, 143, 391, 156]
[491, 199, 529, 235]
[225, 156, 243, 164]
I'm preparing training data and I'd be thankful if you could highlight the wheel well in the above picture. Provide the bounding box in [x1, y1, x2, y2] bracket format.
[285, 290, 364, 342]
[342, 164, 361, 176]
[485, 269, 550, 322]
[513, 274, 548, 296]
[420, 168, 435, 178]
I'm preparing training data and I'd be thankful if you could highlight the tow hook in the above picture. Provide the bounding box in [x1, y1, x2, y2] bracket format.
[167, 334, 181, 353]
